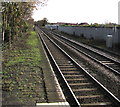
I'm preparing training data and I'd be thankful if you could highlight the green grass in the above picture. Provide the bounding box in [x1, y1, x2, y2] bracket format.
[3, 30, 46, 105]
[5, 31, 41, 67]
[27, 31, 38, 47]
[26, 31, 41, 66]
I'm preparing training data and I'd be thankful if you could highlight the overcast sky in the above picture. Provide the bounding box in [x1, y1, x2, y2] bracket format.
[32, 0, 120, 24]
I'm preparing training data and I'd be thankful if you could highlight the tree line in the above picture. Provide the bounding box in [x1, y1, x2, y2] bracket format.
[1, 1, 47, 47]
[34, 17, 48, 27]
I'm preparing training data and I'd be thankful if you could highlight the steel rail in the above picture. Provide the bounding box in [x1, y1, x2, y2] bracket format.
[39, 28, 120, 106]
[38, 32, 81, 107]
[52, 31, 120, 63]
[47, 31, 120, 76]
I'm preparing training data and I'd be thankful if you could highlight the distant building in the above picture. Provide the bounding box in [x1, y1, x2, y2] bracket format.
[79, 22, 89, 26]
[49, 22, 79, 26]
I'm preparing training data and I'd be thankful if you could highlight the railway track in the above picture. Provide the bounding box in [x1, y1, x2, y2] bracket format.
[50, 30, 120, 59]
[44, 29, 120, 76]
[38, 28, 120, 106]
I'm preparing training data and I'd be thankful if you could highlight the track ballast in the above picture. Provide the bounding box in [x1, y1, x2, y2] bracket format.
[38, 27, 120, 107]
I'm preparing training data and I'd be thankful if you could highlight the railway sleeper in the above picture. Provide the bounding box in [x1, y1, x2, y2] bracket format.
[64, 74, 84, 77]
[77, 95, 112, 105]
[73, 88, 97, 92]
[54, 58, 68, 60]
[105, 63, 115, 65]
[56, 60, 70, 64]
[69, 82, 92, 86]
[73, 89, 101, 96]
[100, 61, 115, 65]
[100, 61, 111, 63]
[61, 70, 81, 72]
[59, 66, 75, 68]
[62, 72, 81, 75]
[58, 64, 74, 66]
[77, 94, 103, 99]
[65, 76, 85, 79]
[72, 86, 113, 106]
[69, 84, 95, 89]
[66, 78, 87, 81]
[67, 78, 88, 83]
[55, 59, 70, 61]
[57, 62, 73, 65]
[60, 68, 78, 71]
[80, 102, 112, 107]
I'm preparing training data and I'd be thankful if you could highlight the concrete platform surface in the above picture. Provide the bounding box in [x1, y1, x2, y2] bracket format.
[36, 102, 70, 107]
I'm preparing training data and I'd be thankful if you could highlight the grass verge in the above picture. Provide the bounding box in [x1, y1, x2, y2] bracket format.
[2, 30, 46, 105]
